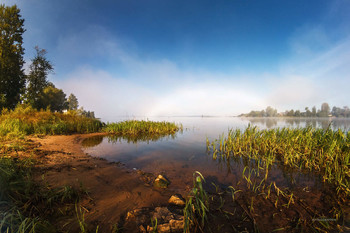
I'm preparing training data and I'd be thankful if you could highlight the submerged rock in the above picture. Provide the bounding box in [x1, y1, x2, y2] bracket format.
[126, 207, 153, 224]
[168, 194, 186, 207]
[153, 174, 170, 189]
[126, 206, 184, 233]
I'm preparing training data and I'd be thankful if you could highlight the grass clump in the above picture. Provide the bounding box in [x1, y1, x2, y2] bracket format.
[103, 120, 182, 136]
[183, 171, 209, 233]
[0, 156, 87, 232]
[0, 105, 103, 138]
[207, 125, 350, 197]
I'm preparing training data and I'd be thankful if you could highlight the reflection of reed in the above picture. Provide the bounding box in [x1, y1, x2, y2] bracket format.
[82, 132, 179, 147]
[107, 132, 178, 144]
[207, 125, 350, 197]
[212, 152, 320, 190]
[81, 135, 104, 148]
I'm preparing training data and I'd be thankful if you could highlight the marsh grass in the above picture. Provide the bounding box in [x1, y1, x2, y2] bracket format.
[103, 120, 182, 137]
[207, 125, 349, 231]
[207, 125, 350, 197]
[0, 105, 103, 138]
[183, 171, 209, 233]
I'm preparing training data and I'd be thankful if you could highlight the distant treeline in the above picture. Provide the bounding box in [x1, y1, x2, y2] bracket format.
[240, 103, 350, 118]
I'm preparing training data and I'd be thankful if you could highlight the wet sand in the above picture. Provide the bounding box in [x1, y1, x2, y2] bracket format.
[29, 133, 175, 232]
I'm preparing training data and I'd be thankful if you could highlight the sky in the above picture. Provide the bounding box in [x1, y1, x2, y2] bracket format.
[3, 0, 350, 119]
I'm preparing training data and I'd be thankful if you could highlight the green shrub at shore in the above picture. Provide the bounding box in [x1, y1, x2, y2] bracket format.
[103, 120, 183, 136]
[0, 105, 103, 138]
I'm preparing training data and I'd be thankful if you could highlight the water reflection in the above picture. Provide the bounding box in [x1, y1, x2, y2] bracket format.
[82, 133, 178, 148]
[82, 135, 104, 148]
[246, 117, 350, 130]
[83, 117, 350, 194]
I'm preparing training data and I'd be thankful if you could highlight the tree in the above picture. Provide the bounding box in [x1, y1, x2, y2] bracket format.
[0, 4, 26, 109]
[265, 106, 277, 117]
[67, 93, 79, 110]
[286, 109, 295, 117]
[344, 106, 350, 118]
[77, 106, 96, 119]
[24, 46, 53, 109]
[305, 107, 311, 117]
[40, 83, 67, 112]
[320, 102, 330, 117]
[312, 106, 317, 117]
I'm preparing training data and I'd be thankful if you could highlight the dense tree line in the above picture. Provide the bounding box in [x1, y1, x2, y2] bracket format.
[240, 103, 350, 118]
[0, 4, 95, 118]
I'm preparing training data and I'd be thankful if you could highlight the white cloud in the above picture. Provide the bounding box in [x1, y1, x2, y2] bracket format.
[49, 2, 350, 119]
[54, 27, 350, 119]
[55, 67, 156, 119]
[266, 76, 321, 111]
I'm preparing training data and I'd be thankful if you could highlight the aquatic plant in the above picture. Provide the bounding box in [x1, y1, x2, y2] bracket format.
[207, 125, 350, 197]
[183, 171, 209, 233]
[103, 120, 182, 136]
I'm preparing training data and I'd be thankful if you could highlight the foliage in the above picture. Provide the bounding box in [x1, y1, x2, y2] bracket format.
[68, 93, 79, 110]
[0, 4, 26, 109]
[24, 46, 54, 110]
[0, 105, 103, 138]
[77, 107, 96, 119]
[241, 103, 350, 118]
[41, 83, 67, 112]
[103, 120, 182, 136]
[240, 106, 278, 117]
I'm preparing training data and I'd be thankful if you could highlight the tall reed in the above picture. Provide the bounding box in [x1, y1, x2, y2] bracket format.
[207, 125, 350, 196]
[103, 120, 182, 136]
[0, 105, 103, 138]
[183, 171, 209, 233]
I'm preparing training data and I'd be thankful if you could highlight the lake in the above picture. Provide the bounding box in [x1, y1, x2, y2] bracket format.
[82, 117, 350, 194]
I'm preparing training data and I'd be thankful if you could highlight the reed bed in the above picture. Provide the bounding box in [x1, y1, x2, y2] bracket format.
[0, 105, 103, 138]
[207, 125, 350, 196]
[103, 120, 182, 136]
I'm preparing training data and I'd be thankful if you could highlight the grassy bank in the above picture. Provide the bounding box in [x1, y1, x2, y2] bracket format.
[0, 108, 185, 232]
[0, 155, 89, 232]
[0, 105, 103, 139]
[103, 120, 183, 136]
[0, 106, 99, 232]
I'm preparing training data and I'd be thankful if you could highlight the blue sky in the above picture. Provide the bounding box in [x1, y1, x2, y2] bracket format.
[4, 0, 350, 119]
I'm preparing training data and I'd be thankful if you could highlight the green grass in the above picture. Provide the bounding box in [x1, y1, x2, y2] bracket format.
[0, 156, 89, 233]
[0, 107, 186, 232]
[183, 171, 209, 233]
[0, 105, 103, 138]
[103, 120, 182, 136]
[206, 125, 349, 231]
[207, 125, 350, 197]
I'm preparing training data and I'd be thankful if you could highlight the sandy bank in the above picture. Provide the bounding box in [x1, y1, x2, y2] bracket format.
[30, 133, 172, 232]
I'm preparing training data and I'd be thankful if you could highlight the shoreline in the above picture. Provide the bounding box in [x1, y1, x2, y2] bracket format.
[28, 133, 172, 232]
[3, 131, 348, 232]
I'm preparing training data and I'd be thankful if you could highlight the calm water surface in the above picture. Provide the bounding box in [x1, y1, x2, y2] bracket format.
[83, 117, 350, 193]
